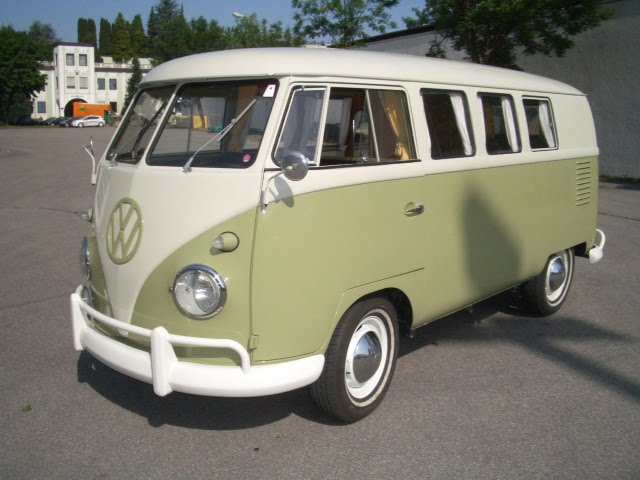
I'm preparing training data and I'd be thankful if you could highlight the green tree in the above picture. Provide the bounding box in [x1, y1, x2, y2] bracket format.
[227, 14, 303, 49]
[155, 12, 191, 63]
[189, 17, 226, 53]
[147, 0, 190, 63]
[99, 18, 112, 56]
[292, 0, 399, 48]
[0, 26, 47, 124]
[130, 14, 147, 56]
[112, 13, 133, 62]
[27, 21, 59, 60]
[404, 0, 613, 69]
[121, 57, 142, 114]
[78, 18, 97, 47]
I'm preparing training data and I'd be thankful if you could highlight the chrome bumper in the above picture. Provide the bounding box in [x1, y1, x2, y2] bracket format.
[70, 286, 324, 397]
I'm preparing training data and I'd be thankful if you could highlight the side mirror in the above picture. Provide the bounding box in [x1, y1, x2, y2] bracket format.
[281, 151, 309, 181]
[259, 151, 310, 208]
[82, 137, 97, 185]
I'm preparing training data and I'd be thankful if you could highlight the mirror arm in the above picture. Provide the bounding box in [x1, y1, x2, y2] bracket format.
[82, 137, 97, 185]
[259, 171, 285, 208]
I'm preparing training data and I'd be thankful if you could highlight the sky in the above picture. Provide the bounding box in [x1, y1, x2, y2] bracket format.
[1, 0, 426, 43]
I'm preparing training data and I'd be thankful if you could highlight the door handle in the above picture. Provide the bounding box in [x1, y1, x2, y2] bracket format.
[404, 203, 424, 216]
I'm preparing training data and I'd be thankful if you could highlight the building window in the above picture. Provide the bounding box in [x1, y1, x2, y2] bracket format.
[67, 76, 76, 89]
[423, 89, 474, 159]
[479, 94, 520, 155]
[66, 53, 74, 66]
[109, 79, 117, 90]
[97, 78, 105, 90]
[79, 54, 88, 66]
[79, 77, 88, 89]
[523, 98, 557, 149]
[37, 101, 46, 114]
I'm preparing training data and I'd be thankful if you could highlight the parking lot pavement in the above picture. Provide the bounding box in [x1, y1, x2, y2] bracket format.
[1, 127, 639, 479]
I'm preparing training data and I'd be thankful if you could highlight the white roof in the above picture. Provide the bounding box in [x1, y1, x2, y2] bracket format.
[141, 47, 583, 95]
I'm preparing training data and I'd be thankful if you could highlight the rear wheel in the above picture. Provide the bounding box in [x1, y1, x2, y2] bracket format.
[522, 248, 574, 316]
[310, 297, 399, 423]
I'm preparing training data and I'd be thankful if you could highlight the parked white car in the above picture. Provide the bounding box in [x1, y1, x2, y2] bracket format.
[72, 115, 105, 127]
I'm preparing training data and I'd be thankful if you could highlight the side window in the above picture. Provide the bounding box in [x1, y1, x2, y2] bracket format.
[320, 88, 416, 166]
[479, 94, 520, 154]
[523, 98, 557, 149]
[422, 90, 474, 159]
[274, 88, 326, 165]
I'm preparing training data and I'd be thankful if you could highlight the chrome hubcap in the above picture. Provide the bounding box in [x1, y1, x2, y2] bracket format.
[545, 251, 571, 304]
[353, 332, 382, 383]
[548, 257, 566, 292]
[345, 312, 389, 402]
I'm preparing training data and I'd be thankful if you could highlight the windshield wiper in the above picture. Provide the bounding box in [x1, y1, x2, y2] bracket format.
[109, 101, 168, 163]
[182, 97, 258, 173]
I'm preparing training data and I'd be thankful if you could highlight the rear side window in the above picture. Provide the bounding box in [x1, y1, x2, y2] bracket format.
[479, 94, 520, 155]
[523, 98, 557, 149]
[422, 90, 474, 159]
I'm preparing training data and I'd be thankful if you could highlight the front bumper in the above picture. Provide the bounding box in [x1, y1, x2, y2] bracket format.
[70, 286, 324, 397]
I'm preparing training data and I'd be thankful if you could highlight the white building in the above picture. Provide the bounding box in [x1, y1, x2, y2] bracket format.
[33, 43, 152, 119]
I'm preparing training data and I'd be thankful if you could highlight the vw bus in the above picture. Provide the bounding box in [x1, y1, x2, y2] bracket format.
[71, 48, 605, 423]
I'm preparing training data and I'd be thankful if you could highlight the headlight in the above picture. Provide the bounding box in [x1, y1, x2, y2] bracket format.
[81, 236, 91, 279]
[172, 265, 227, 319]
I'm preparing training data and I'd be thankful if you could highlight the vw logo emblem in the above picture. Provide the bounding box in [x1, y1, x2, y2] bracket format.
[106, 198, 143, 264]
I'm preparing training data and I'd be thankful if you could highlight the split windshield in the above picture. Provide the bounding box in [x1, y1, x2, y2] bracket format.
[107, 80, 278, 169]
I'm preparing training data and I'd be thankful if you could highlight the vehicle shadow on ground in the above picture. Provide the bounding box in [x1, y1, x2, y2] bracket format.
[77, 291, 639, 429]
[402, 291, 640, 404]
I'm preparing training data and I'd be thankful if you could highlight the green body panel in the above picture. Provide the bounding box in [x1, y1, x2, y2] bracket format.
[250, 156, 598, 361]
[89, 156, 598, 366]
[416, 157, 598, 324]
[87, 230, 112, 318]
[251, 176, 428, 362]
[129, 209, 258, 367]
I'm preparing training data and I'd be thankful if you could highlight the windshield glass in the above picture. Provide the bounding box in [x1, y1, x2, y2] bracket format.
[148, 80, 278, 169]
[106, 86, 173, 164]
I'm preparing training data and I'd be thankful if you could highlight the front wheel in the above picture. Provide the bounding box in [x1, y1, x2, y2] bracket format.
[310, 297, 399, 423]
[78, 123, 84, 128]
[522, 248, 574, 316]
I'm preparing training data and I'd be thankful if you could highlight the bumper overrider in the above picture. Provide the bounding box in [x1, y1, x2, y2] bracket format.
[70, 286, 324, 397]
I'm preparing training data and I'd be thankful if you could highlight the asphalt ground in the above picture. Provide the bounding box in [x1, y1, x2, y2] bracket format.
[1, 127, 638, 479]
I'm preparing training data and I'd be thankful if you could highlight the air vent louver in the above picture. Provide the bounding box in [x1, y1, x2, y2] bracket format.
[576, 160, 592, 206]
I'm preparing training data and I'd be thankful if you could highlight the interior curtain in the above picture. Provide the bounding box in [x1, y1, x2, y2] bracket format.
[339, 98, 352, 148]
[278, 89, 325, 164]
[450, 93, 472, 156]
[376, 90, 411, 160]
[228, 85, 259, 152]
[501, 96, 519, 152]
[538, 101, 556, 148]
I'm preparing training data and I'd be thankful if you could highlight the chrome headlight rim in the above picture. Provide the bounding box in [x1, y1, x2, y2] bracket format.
[81, 236, 91, 280]
[172, 265, 227, 320]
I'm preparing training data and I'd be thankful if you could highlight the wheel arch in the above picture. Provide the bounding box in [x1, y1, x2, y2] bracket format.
[323, 271, 423, 355]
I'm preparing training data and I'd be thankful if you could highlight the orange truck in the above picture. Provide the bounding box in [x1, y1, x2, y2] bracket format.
[73, 103, 111, 118]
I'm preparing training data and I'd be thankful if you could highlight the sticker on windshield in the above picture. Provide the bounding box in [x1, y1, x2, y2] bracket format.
[263, 85, 276, 98]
